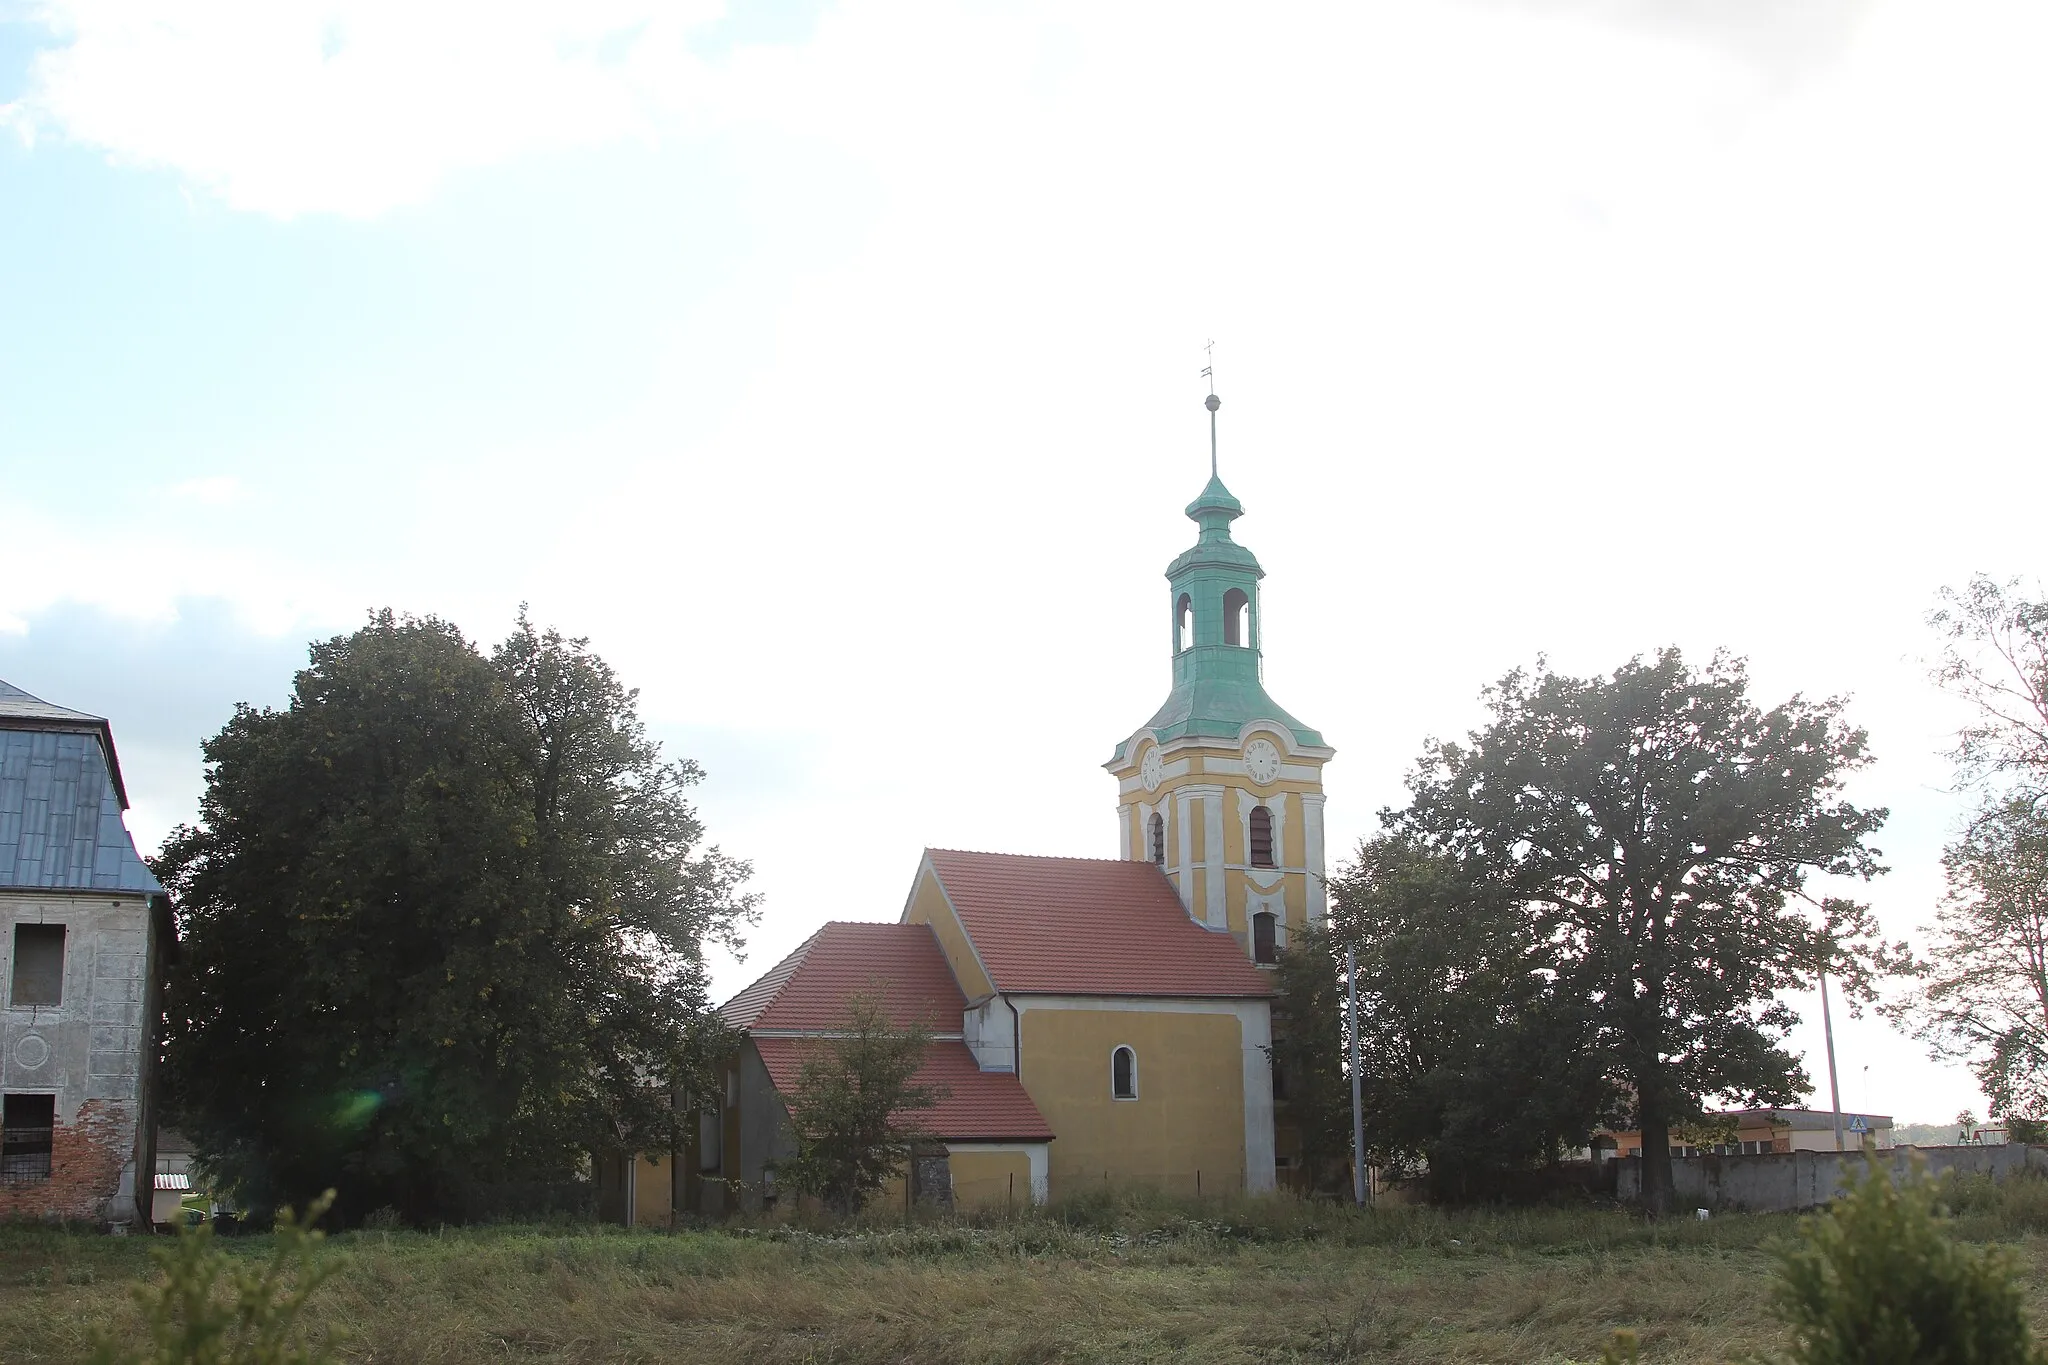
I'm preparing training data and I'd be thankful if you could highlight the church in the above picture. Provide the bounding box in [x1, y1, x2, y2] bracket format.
[601, 398, 1334, 1223]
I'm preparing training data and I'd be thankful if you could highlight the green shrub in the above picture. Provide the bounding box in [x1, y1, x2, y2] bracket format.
[1773, 1160, 2048, 1365]
[90, 1192, 342, 1365]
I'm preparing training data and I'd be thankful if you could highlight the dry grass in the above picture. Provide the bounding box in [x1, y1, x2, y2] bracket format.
[7, 1187, 2048, 1363]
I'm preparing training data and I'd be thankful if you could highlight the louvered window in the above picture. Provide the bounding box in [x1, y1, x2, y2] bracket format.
[1253, 911, 1278, 965]
[1149, 813, 1166, 864]
[1248, 806, 1275, 868]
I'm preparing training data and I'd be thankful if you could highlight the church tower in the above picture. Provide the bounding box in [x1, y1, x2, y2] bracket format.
[1106, 392, 1334, 967]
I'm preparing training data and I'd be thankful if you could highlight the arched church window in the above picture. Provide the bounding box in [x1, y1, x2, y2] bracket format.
[1111, 1045, 1138, 1100]
[1249, 805, 1275, 868]
[1224, 588, 1250, 647]
[1148, 812, 1165, 865]
[1176, 594, 1194, 652]
[1252, 911, 1278, 965]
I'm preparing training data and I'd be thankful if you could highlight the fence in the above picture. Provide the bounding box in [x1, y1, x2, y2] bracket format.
[1616, 1143, 2048, 1213]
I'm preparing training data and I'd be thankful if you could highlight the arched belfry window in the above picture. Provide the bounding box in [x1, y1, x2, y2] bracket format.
[1148, 812, 1166, 865]
[1111, 1045, 1138, 1100]
[1252, 911, 1278, 966]
[1175, 594, 1194, 652]
[1249, 805, 1276, 868]
[1224, 588, 1251, 647]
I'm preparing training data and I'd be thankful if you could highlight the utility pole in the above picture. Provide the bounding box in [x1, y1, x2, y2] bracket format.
[1820, 970, 1845, 1153]
[1347, 943, 1366, 1206]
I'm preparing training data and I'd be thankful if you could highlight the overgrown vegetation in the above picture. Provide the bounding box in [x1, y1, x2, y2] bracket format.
[11, 1179, 2048, 1364]
[88, 1194, 340, 1365]
[1775, 1162, 2048, 1364]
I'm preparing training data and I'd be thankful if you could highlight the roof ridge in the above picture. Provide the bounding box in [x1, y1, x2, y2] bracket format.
[926, 847, 1139, 866]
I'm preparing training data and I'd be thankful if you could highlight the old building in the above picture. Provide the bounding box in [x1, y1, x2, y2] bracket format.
[0, 680, 168, 1226]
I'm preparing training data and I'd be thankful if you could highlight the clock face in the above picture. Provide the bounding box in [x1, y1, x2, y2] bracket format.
[1140, 747, 1164, 793]
[1244, 737, 1283, 785]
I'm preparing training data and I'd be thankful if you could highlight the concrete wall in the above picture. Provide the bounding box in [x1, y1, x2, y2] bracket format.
[1, 891, 155, 1225]
[1618, 1144, 2048, 1213]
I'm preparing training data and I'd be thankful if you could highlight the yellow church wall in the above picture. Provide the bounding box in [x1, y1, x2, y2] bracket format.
[903, 864, 994, 999]
[948, 1148, 1034, 1208]
[1020, 1005, 1248, 1196]
[633, 1152, 674, 1228]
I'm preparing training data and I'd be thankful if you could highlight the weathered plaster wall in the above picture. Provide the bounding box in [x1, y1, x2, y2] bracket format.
[1619, 1143, 2048, 1212]
[2, 891, 153, 1223]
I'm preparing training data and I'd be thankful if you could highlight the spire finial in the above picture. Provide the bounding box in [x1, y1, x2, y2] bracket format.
[1201, 340, 1220, 478]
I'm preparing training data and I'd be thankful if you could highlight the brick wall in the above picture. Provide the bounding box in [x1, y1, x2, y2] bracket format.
[0, 1098, 130, 1222]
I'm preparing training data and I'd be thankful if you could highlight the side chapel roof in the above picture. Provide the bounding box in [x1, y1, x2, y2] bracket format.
[922, 849, 1272, 998]
[752, 1037, 1054, 1143]
[720, 921, 967, 1032]
[0, 679, 162, 895]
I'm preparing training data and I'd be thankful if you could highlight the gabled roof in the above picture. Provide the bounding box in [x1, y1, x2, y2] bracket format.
[921, 849, 1272, 998]
[721, 921, 967, 1032]
[0, 679, 161, 895]
[753, 1037, 1053, 1143]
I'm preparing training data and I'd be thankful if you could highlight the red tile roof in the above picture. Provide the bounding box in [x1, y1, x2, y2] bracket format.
[921, 849, 1273, 997]
[721, 921, 967, 1032]
[753, 1037, 1054, 1142]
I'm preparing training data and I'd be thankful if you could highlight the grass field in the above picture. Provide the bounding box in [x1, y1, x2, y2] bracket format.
[7, 1181, 2048, 1364]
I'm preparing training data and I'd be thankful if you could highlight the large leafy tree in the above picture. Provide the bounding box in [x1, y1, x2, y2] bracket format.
[157, 611, 756, 1224]
[1886, 798, 2048, 1120]
[1389, 649, 1894, 1214]
[1329, 834, 1615, 1200]
[1928, 576, 2048, 798]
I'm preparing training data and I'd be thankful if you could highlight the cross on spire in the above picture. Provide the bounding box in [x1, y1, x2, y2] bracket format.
[1201, 340, 1220, 478]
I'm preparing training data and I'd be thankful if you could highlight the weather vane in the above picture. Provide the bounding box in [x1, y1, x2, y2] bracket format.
[1201, 340, 1220, 477]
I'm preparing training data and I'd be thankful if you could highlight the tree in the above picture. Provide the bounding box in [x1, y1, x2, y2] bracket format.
[1263, 924, 1353, 1191]
[1329, 834, 1615, 1200]
[1928, 576, 2048, 798]
[1388, 649, 1896, 1215]
[1896, 579, 2048, 1126]
[1886, 798, 2048, 1123]
[779, 993, 945, 1215]
[157, 610, 756, 1224]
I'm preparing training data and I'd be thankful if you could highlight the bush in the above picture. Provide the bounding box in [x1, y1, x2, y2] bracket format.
[1773, 1160, 2048, 1365]
[90, 1192, 342, 1365]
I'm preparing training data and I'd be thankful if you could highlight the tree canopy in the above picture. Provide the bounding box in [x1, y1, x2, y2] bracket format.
[157, 610, 756, 1224]
[1893, 578, 2048, 1124]
[1329, 833, 1613, 1201]
[1379, 648, 1894, 1212]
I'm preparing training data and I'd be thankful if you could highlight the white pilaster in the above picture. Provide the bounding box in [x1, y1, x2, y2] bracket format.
[1119, 804, 1134, 861]
[1302, 792, 1328, 923]
[1240, 1002, 1277, 1192]
[1174, 789, 1196, 912]
[1196, 785, 1228, 930]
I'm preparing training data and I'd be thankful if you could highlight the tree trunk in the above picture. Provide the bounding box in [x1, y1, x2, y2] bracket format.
[1637, 1070, 1674, 1218]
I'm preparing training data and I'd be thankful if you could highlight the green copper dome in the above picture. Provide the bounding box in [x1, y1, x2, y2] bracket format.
[1110, 475, 1324, 763]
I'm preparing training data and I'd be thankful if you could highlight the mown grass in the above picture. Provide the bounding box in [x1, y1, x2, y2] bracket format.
[8, 1178, 2048, 1363]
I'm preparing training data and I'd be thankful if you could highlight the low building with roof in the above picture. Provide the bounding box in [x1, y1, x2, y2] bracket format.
[628, 395, 1334, 1220]
[0, 679, 171, 1226]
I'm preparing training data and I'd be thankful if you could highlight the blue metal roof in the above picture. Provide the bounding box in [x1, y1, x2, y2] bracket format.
[0, 681, 162, 895]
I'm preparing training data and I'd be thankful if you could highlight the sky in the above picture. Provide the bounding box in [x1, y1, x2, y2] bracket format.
[3, 0, 2043, 1127]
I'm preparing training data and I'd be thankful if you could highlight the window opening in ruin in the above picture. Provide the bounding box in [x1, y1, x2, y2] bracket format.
[1, 1094, 54, 1183]
[10, 924, 64, 1007]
